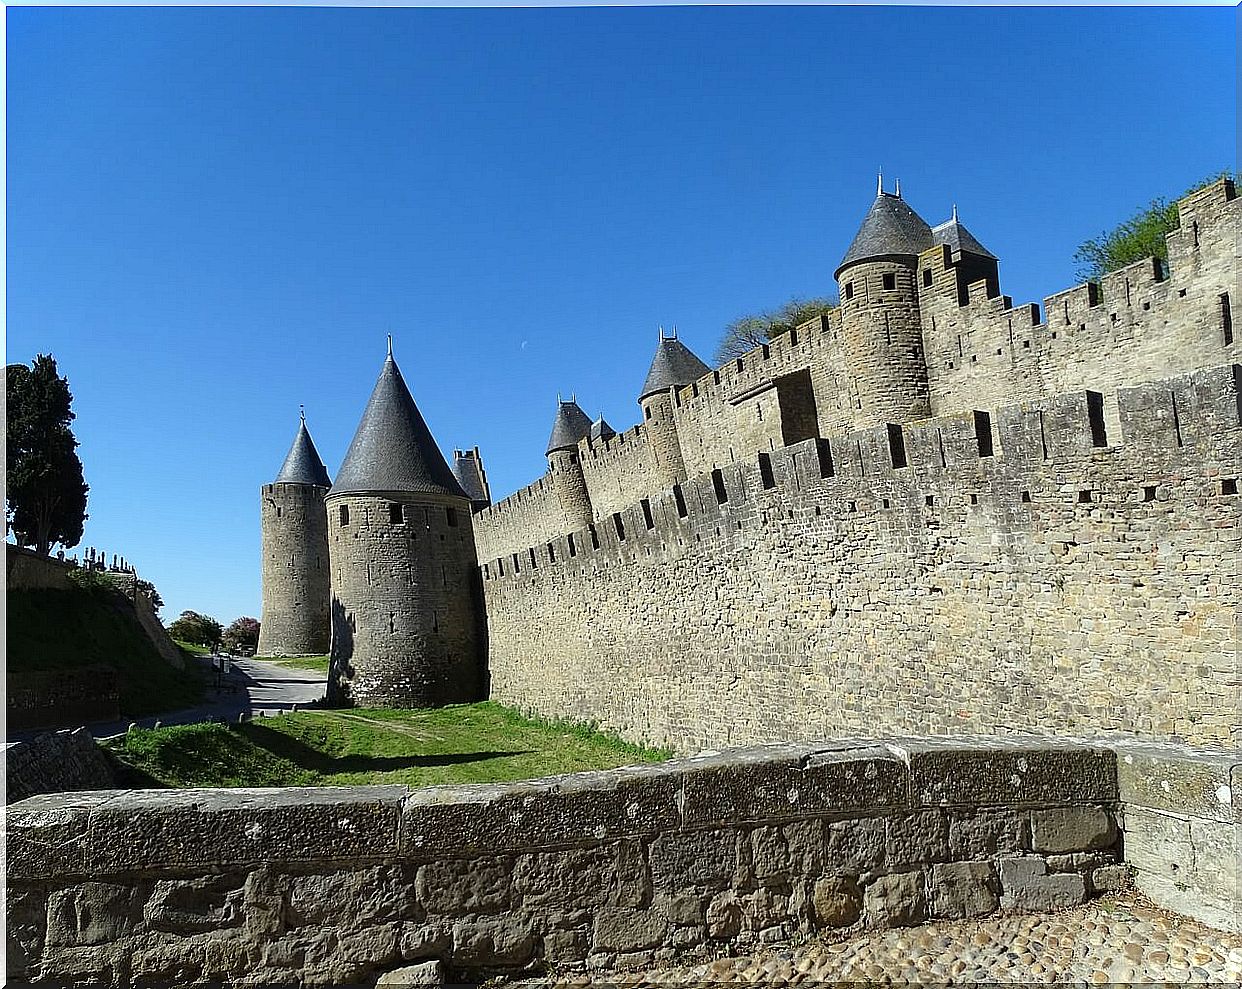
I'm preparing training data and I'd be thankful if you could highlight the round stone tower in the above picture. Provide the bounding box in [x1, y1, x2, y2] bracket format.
[257, 413, 332, 657]
[835, 177, 934, 425]
[545, 397, 594, 530]
[638, 329, 709, 482]
[325, 342, 482, 709]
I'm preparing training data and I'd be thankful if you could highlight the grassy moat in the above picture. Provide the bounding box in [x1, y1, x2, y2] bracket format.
[105, 701, 671, 789]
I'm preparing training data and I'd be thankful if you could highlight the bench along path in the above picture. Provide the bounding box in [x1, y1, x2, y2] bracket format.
[524, 894, 1242, 986]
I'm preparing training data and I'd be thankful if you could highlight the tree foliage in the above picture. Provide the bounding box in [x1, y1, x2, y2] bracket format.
[6, 355, 89, 555]
[1073, 172, 1233, 283]
[714, 298, 837, 365]
[222, 616, 261, 653]
[137, 579, 165, 614]
[168, 610, 224, 649]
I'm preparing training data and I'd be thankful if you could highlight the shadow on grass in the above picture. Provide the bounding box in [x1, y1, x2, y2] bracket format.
[237, 720, 530, 776]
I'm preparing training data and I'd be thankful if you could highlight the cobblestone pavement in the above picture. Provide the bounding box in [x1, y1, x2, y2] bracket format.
[527, 895, 1242, 985]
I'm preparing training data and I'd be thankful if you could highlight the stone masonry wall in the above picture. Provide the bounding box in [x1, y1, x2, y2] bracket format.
[482, 364, 1240, 752]
[258, 482, 331, 657]
[7, 739, 1131, 987]
[4, 728, 117, 804]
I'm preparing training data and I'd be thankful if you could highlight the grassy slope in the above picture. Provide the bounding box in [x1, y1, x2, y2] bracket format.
[8, 588, 204, 717]
[106, 701, 671, 788]
[257, 654, 330, 674]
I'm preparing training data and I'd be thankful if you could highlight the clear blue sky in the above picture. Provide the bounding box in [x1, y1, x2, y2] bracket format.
[7, 6, 1234, 625]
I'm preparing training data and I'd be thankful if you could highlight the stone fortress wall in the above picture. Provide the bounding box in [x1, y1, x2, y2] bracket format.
[472, 179, 1240, 752]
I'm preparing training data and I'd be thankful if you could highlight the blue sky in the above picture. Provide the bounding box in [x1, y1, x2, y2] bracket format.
[7, 6, 1234, 625]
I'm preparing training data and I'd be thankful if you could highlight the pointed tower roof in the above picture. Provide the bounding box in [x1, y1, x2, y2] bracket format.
[931, 206, 997, 260]
[835, 185, 935, 278]
[639, 332, 712, 402]
[589, 416, 616, 443]
[329, 347, 466, 500]
[451, 449, 491, 506]
[546, 398, 593, 455]
[274, 413, 331, 487]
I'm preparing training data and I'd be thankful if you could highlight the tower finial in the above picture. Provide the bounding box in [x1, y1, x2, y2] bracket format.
[658, 324, 665, 340]
[557, 391, 562, 405]
[671, 324, 678, 340]
[894, 177, 901, 198]
[387, 333, 393, 359]
[952, 202, 959, 222]
[877, 171, 883, 196]
[571, 391, 576, 403]
[299, 403, 305, 423]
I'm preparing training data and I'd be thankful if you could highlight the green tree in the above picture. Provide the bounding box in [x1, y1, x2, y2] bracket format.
[137, 578, 164, 614]
[222, 616, 261, 654]
[1073, 172, 1233, 282]
[6, 355, 89, 555]
[168, 610, 224, 649]
[715, 298, 836, 365]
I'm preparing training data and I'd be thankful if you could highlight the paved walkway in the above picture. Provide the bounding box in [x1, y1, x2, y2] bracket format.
[528, 894, 1242, 986]
[17, 655, 328, 741]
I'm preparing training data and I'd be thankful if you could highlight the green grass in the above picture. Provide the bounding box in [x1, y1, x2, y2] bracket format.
[173, 639, 212, 656]
[257, 654, 330, 674]
[104, 701, 672, 788]
[8, 587, 205, 717]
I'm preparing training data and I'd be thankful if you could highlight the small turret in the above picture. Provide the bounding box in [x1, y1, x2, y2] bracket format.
[835, 177, 934, 425]
[928, 205, 1000, 305]
[258, 411, 332, 657]
[637, 328, 707, 484]
[325, 342, 482, 709]
[589, 415, 616, 443]
[545, 397, 594, 530]
[452, 447, 492, 512]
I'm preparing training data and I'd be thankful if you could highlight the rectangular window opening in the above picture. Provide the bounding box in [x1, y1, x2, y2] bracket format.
[973, 411, 994, 458]
[1143, 486, 1157, 502]
[758, 452, 776, 490]
[673, 484, 688, 518]
[816, 438, 835, 479]
[613, 512, 626, 541]
[1078, 490, 1093, 504]
[1021, 491, 1031, 504]
[887, 424, 908, 469]
[882, 272, 896, 290]
[547, 542, 556, 563]
[844, 282, 854, 300]
[529, 548, 538, 569]
[446, 506, 459, 527]
[567, 533, 577, 558]
[589, 523, 600, 550]
[1086, 391, 1108, 448]
[922, 268, 933, 287]
[388, 503, 404, 524]
[711, 468, 729, 504]
[1222, 293, 1234, 345]
[339, 505, 350, 527]
[1223, 479, 1239, 496]
[970, 493, 979, 506]
[641, 498, 655, 530]
[924, 495, 934, 507]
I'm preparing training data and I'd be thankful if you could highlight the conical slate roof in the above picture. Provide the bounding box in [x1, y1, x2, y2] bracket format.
[452, 450, 491, 506]
[589, 416, 616, 443]
[835, 192, 935, 278]
[546, 399, 593, 455]
[931, 210, 997, 260]
[639, 336, 711, 401]
[274, 417, 331, 487]
[329, 352, 466, 500]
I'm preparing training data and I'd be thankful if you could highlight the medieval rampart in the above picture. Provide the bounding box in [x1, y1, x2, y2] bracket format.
[481, 364, 1240, 751]
[472, 180, 1238, 571]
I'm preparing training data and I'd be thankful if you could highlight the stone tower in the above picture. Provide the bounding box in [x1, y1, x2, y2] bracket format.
[835, 178, 935, 425]
[325, 344, 482, 708]
[546, 398, 595, 530]
[258, 413, 332, 657]
[638, 330, 709, 483]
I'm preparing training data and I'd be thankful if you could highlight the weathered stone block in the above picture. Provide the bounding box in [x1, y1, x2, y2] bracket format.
[998, 857, 1087, 912]
[611, 838, 652, 908]
[892, 741, 1117, 807]
[542, 927, 589, 963]
[929, 861, 999, 919]
[649, 828, 739, 890]
[453, 917, 536, 966]
[863, 872, 926, 928]
[1030, 806, 1116, 853]
[145, 874, 246, 933]
[825, 818, 885, 872]
[705, 890, 742, 940]
[591, 907, 668, 953]
[377, 960, 444, 986]
[741, 886, 790, 931]
[887, 810, 950, 866]
[81, 787, 407, 873]
[400, 766, 680, 857]
[949, 811, 1027, 857]
[6, 791, 117, 881]
[400, 923, 452, 961]
[514, 846, 615, 909]
[1122, 807, 1193, 884]
[654, 893, 704, 926]
[750, 825, 789, 880]
[1090, 864, 1131, 894]
[679, 745, 908, 826]
[45, 882, 143, 947]
[783, 818, 826, 875]
[1115, 742, 1238, 823]
[811, 876, 862, 928]
[417, 856, 514, 915]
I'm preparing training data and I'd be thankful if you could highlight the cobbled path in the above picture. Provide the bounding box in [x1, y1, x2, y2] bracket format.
[524, 894, 1242, 985]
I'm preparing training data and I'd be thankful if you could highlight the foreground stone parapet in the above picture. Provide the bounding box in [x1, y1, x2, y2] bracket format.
[4, 737, 1143, 987]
